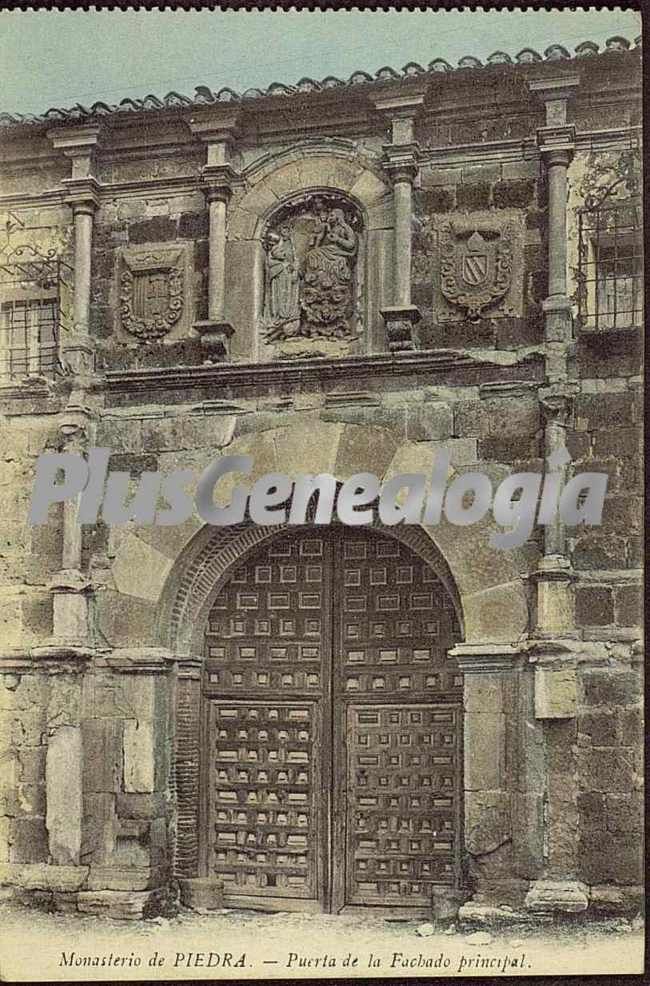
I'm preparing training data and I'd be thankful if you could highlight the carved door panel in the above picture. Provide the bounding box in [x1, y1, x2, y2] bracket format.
[202, 529, 462, 912]
[203, 532, 332, 909]
[332, 533, 462, 910]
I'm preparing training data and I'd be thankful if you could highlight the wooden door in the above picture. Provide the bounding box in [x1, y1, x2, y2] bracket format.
[202, 528, 462, 912]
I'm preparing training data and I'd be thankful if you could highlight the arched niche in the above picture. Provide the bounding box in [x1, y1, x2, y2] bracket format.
[224, 143, 393, 360]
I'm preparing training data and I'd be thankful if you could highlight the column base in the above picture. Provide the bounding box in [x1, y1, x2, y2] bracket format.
[61, 333, 96, 375]
[380, 305, 420, 352]
[178, 876, 224, 912]
[194, 319, 234, 361]
[542, 296, 573, 343]
[525, 879, 589, 914]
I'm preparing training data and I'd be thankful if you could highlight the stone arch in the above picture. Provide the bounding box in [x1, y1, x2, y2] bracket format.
[157, 517, 465, 659]
[141, 417, 531, 655]
[233, 138, 392, 239]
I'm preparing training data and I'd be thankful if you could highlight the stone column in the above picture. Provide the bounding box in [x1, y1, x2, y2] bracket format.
[528, 77, 579, 357]
[372, 93, 424, 351]
[190, 110, 241, 360]
[524, 77, 588, 918]
[48, 126, 101, 377]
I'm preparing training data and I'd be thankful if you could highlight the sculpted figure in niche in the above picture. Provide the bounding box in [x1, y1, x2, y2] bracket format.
[263, 195, 360, 344]
[264, 224, 300, 335]
[302, 208, 357, 338]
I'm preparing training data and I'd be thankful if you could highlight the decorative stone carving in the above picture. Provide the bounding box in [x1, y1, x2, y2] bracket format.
[262, 194, 362, 354]
[433, 212, 524, 323]
[118, 245, 187, 342]
[440, 225, 513, 320]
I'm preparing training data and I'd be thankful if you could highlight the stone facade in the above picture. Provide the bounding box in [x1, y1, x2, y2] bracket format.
[0, 39, 643, 920]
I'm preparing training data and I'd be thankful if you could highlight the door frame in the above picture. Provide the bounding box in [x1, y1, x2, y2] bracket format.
[195, 524, 465, 913]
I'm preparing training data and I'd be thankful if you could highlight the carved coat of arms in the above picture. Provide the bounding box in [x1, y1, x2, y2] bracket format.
[440, 225, 514, 321]
[119, 248, 185, 342]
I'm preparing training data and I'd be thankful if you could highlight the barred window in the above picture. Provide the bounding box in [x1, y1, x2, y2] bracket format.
[0, 298, 59, 379]
[0, 245, 70, 383]
[577, 197, 642, 331]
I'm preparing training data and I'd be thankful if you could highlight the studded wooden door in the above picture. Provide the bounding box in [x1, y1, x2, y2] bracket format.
[202, 528, 462, 913]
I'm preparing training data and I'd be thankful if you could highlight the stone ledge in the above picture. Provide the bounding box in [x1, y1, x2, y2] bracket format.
[589, 884, 644, 917]
[458, 901, 537, 927]
[525, 879, 589, 914]
[77, 888, 165, 919]
[0, 863, 89, 892]
[86, 865, 167, 892]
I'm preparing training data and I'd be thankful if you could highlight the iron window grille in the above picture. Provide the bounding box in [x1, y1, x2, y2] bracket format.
[576, 195, 642, 331]
[0, 245, 72, 382]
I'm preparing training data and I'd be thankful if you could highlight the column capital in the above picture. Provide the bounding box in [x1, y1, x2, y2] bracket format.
[528, 75, 580, 123]
[371, 91, 425, 142]
[536, 124, 576, 161]
[382, 142, 420, 184]
[189, 106, 242, 142]
[538, 382, 579, 424]
[48, 125, 102, 182]
[62, 176, 101, 212]
[48, 124, 103, 153]
[200, 163, 239, 201]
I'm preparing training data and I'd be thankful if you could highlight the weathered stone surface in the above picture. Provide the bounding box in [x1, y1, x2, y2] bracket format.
[82, 719, 123, 793]
[0, 863, 88, 891]
[334, 424, 399, 481]
[575, 586, 614, 626]
[81, 793, 118, 863]
[406, 403, 453, 441]
[7, 817, 49, 864]
[111, 531, 173, 603]
[534, 667, 576, 719]
[578, 711, 618, 746]
[46, 726, 82, 865]
[464, 713, 505, 791]
[465, 792, 511, 855]
[86, 864, 162, 891]
[76, 888, 163, 919]
[115, 792, 166, 819]
[589, 884, 645, 916]
[178, 876, 224, 911]
[576, 749, 635, 794]
[525, 880, 589, 914]
[458, 902, 533, 926]
[581, 670, 642, 708]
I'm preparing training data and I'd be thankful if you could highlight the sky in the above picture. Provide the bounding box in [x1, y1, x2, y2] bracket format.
[0, 7, 642, 116]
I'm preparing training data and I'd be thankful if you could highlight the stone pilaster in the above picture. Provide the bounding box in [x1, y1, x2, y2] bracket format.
[449, 644, 531, 910]
[373, 94, 424, 351]
[529, 385, 580, 638]
[32, 412, 94, 661]
[529, 77, 579, 361]
[190, 110, 241, 360]
[49, 126, 101, 378]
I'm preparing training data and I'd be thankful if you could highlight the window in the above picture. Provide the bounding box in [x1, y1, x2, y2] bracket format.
[0, 246, 70, 382]
[0, 298, 59, 379]
[577, 197, 642, 331]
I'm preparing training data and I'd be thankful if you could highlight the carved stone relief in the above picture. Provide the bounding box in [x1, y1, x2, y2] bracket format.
[117, 243, 190, 342]
[261, 193, 363, 358]
[432, 212, 524, 322]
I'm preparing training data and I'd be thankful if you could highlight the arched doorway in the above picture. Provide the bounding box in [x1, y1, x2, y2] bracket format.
[198, 526, 463, 914]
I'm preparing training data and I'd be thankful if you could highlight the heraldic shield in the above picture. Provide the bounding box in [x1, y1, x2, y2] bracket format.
[440, 225, 514, 321]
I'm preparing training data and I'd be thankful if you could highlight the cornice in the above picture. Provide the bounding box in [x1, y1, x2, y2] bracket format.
[102, 348, 537, 398]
